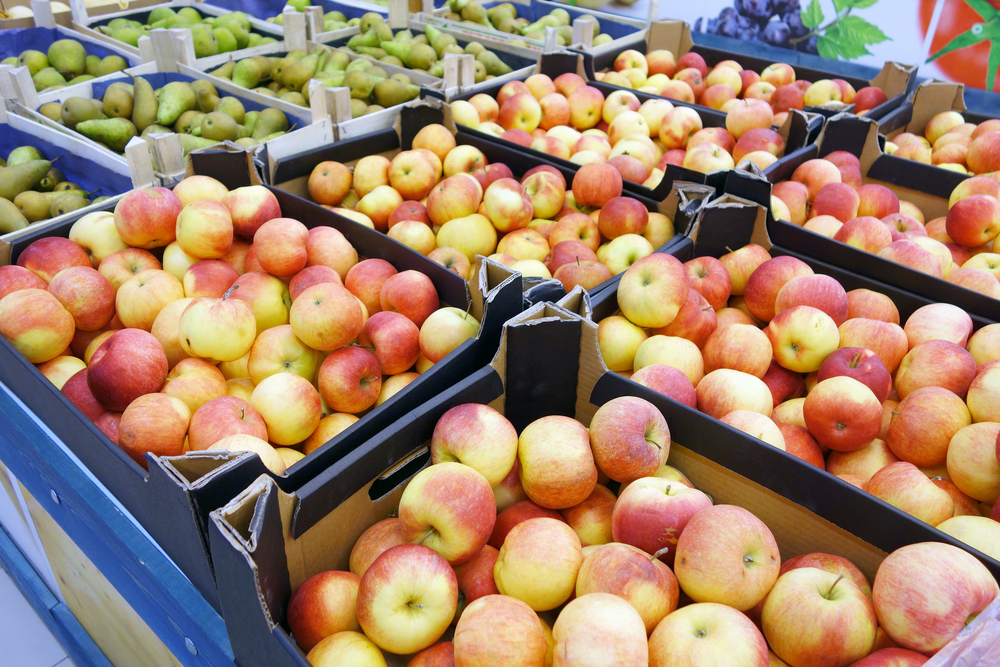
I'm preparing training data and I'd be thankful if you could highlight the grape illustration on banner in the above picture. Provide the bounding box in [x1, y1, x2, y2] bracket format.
[695, 0, 891, 59]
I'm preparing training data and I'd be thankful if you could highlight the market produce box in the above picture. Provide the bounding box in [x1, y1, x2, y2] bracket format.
[268, 99, 715, 304]
[723, 113, 1000, 324]
[207, 300, 1000, 667]
[8, 68, 325, 184]
[413, 0, 646, 56]
[69, 0, 285, 64]
[446, 51, 820, 203]
[0, 107, 153, 246]
[0, 0, 73, 28]
[877, 79, 1000, 179]
[0, 145, 520, 611]
[580, 20, 915, 122]
[0, 26, 141, 97]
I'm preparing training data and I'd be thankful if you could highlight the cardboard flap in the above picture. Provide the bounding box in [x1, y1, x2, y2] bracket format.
[187, 143, 264, 188]
[816, 113, 882, 172]
[646, 19, 692, 56]
[690, 194, 772, 257]
[536, 52, 587, 79]
[555, 286, 593, 319]
[871, 61, 918, 98]
[473, 255, 521, 323]
[157, 450, 248, 487]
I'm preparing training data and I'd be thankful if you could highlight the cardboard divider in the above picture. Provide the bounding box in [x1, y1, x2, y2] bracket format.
[446, 51, 819, 203]
[581, 20, 916, 122]
[723, 114, 1000, 323]
[207, 296, 998, 667]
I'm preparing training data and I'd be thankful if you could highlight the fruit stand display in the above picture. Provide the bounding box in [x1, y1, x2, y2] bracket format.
[449, 52, 821, 202]
[208, 301, 1000, 667]
[0, 27, 141, 92]
[582, 20, 916, 123]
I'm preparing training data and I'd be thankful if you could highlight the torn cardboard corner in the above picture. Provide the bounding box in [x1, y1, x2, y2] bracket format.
[894, 79, 967, 140]
[645, 20, 694, 59]
[687, 193, 773, 255]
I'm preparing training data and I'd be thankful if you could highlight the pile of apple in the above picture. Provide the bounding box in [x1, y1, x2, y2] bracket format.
[596, 49, 888, 121]
[770, 152, 1000, 299]
[887, 111, 1000, 175]
[306, 122, 678, 288]
[0, 176, 484, 473]
[595, 244, 1000, 555]
[284, 398, 999, 667]
[448, 71, 791, 187]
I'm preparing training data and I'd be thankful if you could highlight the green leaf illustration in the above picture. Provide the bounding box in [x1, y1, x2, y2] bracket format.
[845, 0, 880, 8]
[818, 26, 875, 58]
[802, 0, 824, 30]
[838, 15, 891, 46]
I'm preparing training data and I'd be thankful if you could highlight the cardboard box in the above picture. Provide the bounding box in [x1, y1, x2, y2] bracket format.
[206, 299, 999, 667]
[268, 99, 715, 303]
[582, 20, 916, 121]
[0, 143, 521, 610]
[0, 106, 154, 250]
[447, 52, 820, 203]
[725, 113, 999, 325]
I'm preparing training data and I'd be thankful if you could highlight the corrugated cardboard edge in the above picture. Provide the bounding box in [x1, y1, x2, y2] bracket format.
[688, 192, 772, 250]
[900, 79, 967, 138]
[185, 141, 265, 185]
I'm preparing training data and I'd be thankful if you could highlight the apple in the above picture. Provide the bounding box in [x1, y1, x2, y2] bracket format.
[317, 346, 381, 414]
[86, 328, 169, 412]
[649, 602, 768, 667]
[226, 271, 292, 333]
[616, 253, 689, 328]
[349, 518, 408, 578]
[887, 386, 970, 468]
[767, 306, 840, 374]
[113, 187, 183, 249]
[895, 340, 976, 400]
[453, 544, 500, 607]
[865, 462, 955, 525]
[221, 186, 281, 239]
[288, 282, 364, 353]
[302, 413, 359, 456]
[721, 410, 786, 450]
[872, 542, 1000, 654]
[588, 396, 669, 484]
[249, 372, 321, 446]
[177, 289, 257, 363]
[68, 210, 128, 267]
[305, 631, 384, 667]
[720, 244, 772, 296]
[494, 517, 582, 611]
[357, 544, 458, 654]
[489, 500, 563, 551]
[763, 567, 877, 667]
[517, 415, 597, 510]
[630, 364, 697, 407]
[17, 237, 92, 285]
[850, 648, 930, 667]
[947, 422, 1000, 503]
[838, 318, 909, 374]
[62, 369, 106, 421]
[817, 347, 892, 403]
[653, 289, 717, 350]
[674, 504, 780, 611]
[287, 570, 361, 653]
[552, 593, 648, 664]
[791, 159, 842, 201]
[571, 163, 623, 209]
[696, 368, 773, 419]
[453, 595, 546, 666]
[430, 403, 517, 487]
[182, 260, 239, 299]
[187, 395, 267, 451]
[846, 288, 900, 323]
[803, 376, 881, 452]
[743, 256, 814, 323]
[612, 476, 713, 567]
[0, 265, 47, 299]
[702, 323, 772, 378]
[762, 360, 806, 407]
[117, 392, 190, 466]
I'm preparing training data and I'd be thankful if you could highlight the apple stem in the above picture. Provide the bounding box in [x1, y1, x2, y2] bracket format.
[664, 484, 671, 496]
[849, 353, 861, 368]
[828, 574, 844, 598]
[575, 255, 581, 266]
[222, 284, 239, 300]
[724, 246, 734, 254]
[651, 547, 671, 561]
[464, 301, 473, 319]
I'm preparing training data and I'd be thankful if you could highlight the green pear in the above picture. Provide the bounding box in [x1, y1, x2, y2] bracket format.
[85, 54, 103, 76]
[381, 42, 437, 70]
[473, 60, 486, 83]
[1, 57, 18, 67]
[0, 198, 29, 234]
[323, 72, 346, 87]
[254, 87, 277, 97]
[68, 75, 96, 85]
[174, 110, 203, 134]
[106, 18, 131, 30]
[132, 77, 158, 133]
[380, 56, 404, 68]
[33, 68, 67, 92]
[18, 50, 48, 76]
[216, 18, 249, 49]
[209, 60, 236, 79]
[60, 97, 104, 129]
[593, 33, 612, 46]
[234, 138, 259, 148]
[251, 108, 288, 139]
[110, 25, 145, 47]
[97, 55, 128, 77]
[38, 102, 63, 122]
[243, 111, 260, 133]
[76, 117, 137, 152]
[13, 191, 54, 222]
[47, 40, 86, 77]
[179, 135, 221, 155]
[323, 50, 350, 73]
[350, 98, 367, 118]
[258, 37, 277, 47]
[214, 27, 238, 53]
[51, 193, 91, 218]
[394, 30, 414, 43]
[38, 167, 64, 192]
[443, 44, 465, 56]
[247, 33, 262, 48]
[103, 82, 134, 118]
[279, 92, 306, 106]
[140, 124, 172, 137]
[359, 12, 384, 33]
[550, 8, 571, 25]
[476, 50, 511, 76]
[390, 73, 411, 84]
[250, 56, 273, 79]
[148, 6, 176, 23]
[0, 160, 52, 200]
[374, 22, 394, 43]
[190, 79, 217, 98]
[343, 70, 375, 100]
[232, 59, 262, 89]
[6, 146, 45, 166]
[355, 46, 386, 60]
[346, 58, 371, 73]
[156, 82, 197, 126]
[282, 53, 319, 91]
[427, 61, 444, 78]
[176, 7, 202, 22]
[197, 88, 221, 113]
[488, 3, 516, 25]
[497, 17, 520, 33]
[214, 97, 245, 124]
[461, 1, 489, 25]
[201, 112, 240, 141]
[190, 24, 219, 58]
[464, 41, 485, 55]
[348, 29, 380, 49]
[373, 79, 419, 107]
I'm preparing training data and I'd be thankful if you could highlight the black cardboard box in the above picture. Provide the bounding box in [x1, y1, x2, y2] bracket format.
[722, 113, 999, 324]
[0, 147, 522, 611]
[582, 20, 917, 122]
[267, 99, 717, 306]
[206, 299, 999, 667]
[444, 52, 818, 203]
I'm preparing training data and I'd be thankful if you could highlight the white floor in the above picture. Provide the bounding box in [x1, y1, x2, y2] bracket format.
[0, 566, 77, 667]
